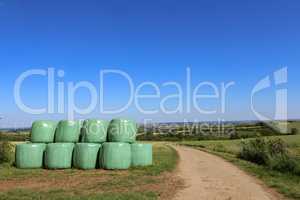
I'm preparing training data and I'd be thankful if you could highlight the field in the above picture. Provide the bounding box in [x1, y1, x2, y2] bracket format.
[0, 131, 30, 142]
[179, 134, 300, 199]
[264, 121, 300, 134]
[179, 134, 300, 156]
[138, 121, 300, 141]
[0, 143, 182, 200]
[1, 121, 300, 199]
[288, 121, 300, 134]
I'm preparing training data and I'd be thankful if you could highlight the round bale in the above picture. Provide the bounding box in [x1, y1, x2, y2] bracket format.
[101, 142, 131, 170]
[73, 143, 101, 170]
[55, 120, 81, 142]
[45, 143, 74, 169]
[107, 119, 137, 143]
[15, 143, 46, 169]
[131, 143, 152, 167]
[31, 120, 57, 143]
[81, 119, 108, 143]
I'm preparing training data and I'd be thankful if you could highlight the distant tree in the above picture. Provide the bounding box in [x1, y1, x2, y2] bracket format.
[291, 128, 298, 135]
[177, 131, 184, 141]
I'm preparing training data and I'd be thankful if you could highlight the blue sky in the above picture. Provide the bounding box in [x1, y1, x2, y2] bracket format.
[0, 0, 299, 127]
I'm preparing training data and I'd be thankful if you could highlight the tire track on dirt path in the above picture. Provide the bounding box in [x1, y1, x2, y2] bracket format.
[172, 145, 284, 200]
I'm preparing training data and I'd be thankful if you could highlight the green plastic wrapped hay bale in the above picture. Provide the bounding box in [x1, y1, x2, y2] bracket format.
[55, 120, 81, 142]
[108, 119, 137, 143]
[131, 143, 152, 167]
[15, 143, 46, 169]
[81, 119, 108, 143]
[101, 142, 131, 170]
[31, 120, 57, 143]
[45, 143, 74, 169]
[73, 143, 101, 170]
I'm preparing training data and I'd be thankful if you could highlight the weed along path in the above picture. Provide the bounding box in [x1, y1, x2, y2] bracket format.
[172, 145, 282, 200]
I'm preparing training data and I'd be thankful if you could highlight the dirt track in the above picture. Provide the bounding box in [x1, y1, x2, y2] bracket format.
[173, 145, 283, 200]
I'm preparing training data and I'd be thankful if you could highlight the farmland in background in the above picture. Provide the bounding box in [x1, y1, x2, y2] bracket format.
[1, 121, 299, 143]
[0, 130, 30, 142]
[137, 120, 300, 141]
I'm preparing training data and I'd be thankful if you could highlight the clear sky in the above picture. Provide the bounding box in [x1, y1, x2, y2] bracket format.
[0, 0, 299, 128]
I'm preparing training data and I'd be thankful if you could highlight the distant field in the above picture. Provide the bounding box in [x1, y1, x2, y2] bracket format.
[0, 143, 181, 200]
[180, 134, 300, 156]
[266, 121, 300, 134]
[138, 121, 300, 141]
[179, 134, 300, 199]
[0, 131, 30, 141]
[289, 121, 300, 133]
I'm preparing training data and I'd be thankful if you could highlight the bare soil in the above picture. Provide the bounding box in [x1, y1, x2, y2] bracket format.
[173, 145, 285, 200]
[0, 169, 182, 199]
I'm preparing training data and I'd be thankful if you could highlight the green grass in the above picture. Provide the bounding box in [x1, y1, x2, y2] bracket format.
[289, 121, 300, 132]
[130, 143, 178, 175]
[0, 190, 157, 200]
[180, 134, 300, 155]
[179, 134, 300, 199]
[0, 143, 180, 200]
[0, 131, 30, 142]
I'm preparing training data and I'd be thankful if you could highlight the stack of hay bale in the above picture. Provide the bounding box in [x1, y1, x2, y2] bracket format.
[104, 119, 152, 169]
[15, 119, 152, 170]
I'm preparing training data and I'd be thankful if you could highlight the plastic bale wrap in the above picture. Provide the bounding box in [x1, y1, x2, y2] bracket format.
[81, 119, 108, 143]
[15, 143, 46, 169]
[131, 143, 153, 167]
[73, 143, 101, 170]
[31, 120, 57, 143]
[108, 119, 137, 143]
[101, 142, 131, 170]
[55, 120, 81, 142]
[45, 143, 74, 169]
